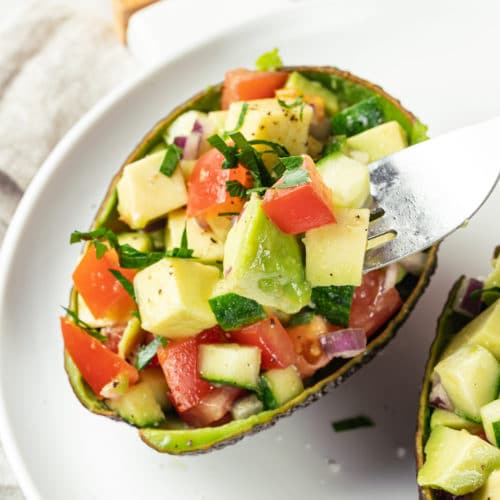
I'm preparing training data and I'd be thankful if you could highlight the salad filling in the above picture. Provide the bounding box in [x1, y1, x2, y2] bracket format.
[417, 247, 500, 498]
[62, 51, 435, 453]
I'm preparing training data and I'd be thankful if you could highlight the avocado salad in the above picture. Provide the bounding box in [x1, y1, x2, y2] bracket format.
[62, 50, 437, 454]
[417, 247, 500, 498]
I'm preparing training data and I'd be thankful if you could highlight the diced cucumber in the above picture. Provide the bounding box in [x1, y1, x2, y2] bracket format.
[208, 293, 266, 331]
[204, 213, 232, 243]
[260, 366, 304, 410]
[117, 316, 144, 360]
[106, 377, 166, 427]
[433, 344, 500, 422]
[285, 72, 339, 114]
[481, 400, 500, 447]
[230, 394, 264, 420]
[346, 121, 408, 162]
[311, 285, 354, 327]
[331, 96, 385, 136]
[304, 208, 370, 287]
[199, 343, 261, 390]
[417, 427, 500, 496]
[118, 231, 152, 252]
[430, 409, 482, 434]
[316, 151, 370, 209]
[140, 366, 171, 411]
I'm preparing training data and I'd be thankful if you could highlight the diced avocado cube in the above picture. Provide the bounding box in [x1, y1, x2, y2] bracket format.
[316, 151, 370, 208]
[207, 111, 228, 135]
[433, 344, 500, 422]
[117, 231, 152, 252]
[285, 72, 339, 114]
[430, 409, 482, 434]
[230, 394, 264, 420]
[199, 343, 261, 390]
[106, 374, 166, 427]
[166, 208, 224, 263]
[346, 121, 408, 162]
[179, 160, 196, 182]
[417, 427, 500, 496]
[116, 152, 187, 229]
[224, 99, 313, 165]
[304, 208, 369, 287]
[139, 366, 171, 411]
[117, 316, 144, 360]
[76, 293, 113, 328]
[484, 257, 500, 305]
[223, 195, 311, 314]
[260, 365, 304, 410]
[204, 213, 232, 243]
[331, 96, 385, 136]
[134, 258, 219, 338]
[442, 301, 500, 360]
[472, 469, 500, 500]
[481, 400, 500, 447]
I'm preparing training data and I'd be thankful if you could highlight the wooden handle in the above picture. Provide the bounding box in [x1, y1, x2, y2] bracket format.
[112, 0, 160, 43]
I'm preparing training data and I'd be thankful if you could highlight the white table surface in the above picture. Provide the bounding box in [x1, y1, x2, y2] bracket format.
[0, 3, 112, 497]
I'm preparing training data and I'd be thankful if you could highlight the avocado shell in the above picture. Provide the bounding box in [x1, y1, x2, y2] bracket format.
[64, 66, 438, 454]
[415, 276, 472, 499]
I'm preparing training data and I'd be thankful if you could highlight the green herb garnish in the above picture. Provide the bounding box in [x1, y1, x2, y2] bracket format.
[248, 139, 290, 157]
[255, 48, 283, 71]
[225, 180, 248, 199]
[332, 415, 374, 432]
[218, 212, 240, 216]
[108, 269, 136, 301]
[136, 336, 167, 370]
[287, 310, 314, 327]
[322, 135, 347, 156]
[62, 307, 107, 343]
[279, 156, 304, 170]
[207, 135, 238, 169]
[223, 102, 249, 138]
[275, 168, 310, 189]
[277, 97, 306, 120]
[159, 143, 183, 177]
[70, 228, 118, 259]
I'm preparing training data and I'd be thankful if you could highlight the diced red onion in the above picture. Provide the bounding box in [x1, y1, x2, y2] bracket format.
[399, 252, 427, 275]
[192, 119, 204, 133]
[319, 329, 367, 359]
[453, 277, 484, 318]
[429, 381, 453, 412]
[383, 263, 399, 291]
[173, 136, 187, 149]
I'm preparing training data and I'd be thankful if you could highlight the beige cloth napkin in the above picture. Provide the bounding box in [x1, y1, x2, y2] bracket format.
[0, 1, 135, 245]
[0, 2, 135, 497]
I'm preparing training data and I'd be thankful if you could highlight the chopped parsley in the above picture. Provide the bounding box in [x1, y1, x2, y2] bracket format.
[275, 167, 310, 189]
[108, 269, 136, 301]
[62, 307, 107, 343]
[225, 180, 248, 199]
[332, 415, 375, 432]
[136, 336, 167, 370]
[277, 96, 306, 120]
[70, 228, 118, 259]
[159, 143, 183, 177]
[255, 48, 283, 72]
[279, 156, 304, 171]
[223, 102, 249, 138]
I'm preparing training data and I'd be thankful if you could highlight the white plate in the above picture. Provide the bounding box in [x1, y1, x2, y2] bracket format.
[1, 1, 500, 499]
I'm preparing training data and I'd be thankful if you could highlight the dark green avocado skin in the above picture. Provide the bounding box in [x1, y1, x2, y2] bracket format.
[64, 66, 438, 455]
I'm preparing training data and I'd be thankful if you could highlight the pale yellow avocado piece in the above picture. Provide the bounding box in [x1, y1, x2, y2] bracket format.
[179, 160, 196, 182]
[225, 99, 313, 165]
[77, 294, 114, 328]
[134, 258, 219, 338]
[430, 409, 483, 434]
[207, 111, 228, 134]
[204, 213, 232, 243]
[472, 468, 500, 499]
[442, 301, 500, 360]
[304, 208, 370, 286]
[166, 208, 224, 262]
[116, 152, 187, 229]
[346, 121, 408, 162]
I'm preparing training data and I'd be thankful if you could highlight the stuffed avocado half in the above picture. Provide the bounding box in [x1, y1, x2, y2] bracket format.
[62, 53, 437, 455]
[416, 247, 500, 498]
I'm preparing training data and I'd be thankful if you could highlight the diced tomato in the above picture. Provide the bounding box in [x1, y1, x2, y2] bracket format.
[187, 148, 253, 217]
[180, 386, 244, 428]
[228, 315, 296, 370]
[102, 324, 127, 353]
[60, 318, 139, 397]
[262, 155, 335, 234]
[287, 315, 333, 377]
[349, 269, 403, 337]
[157, 327, 226, 413]
[72, 245, 137, 322]
[221, 68, 289, 110]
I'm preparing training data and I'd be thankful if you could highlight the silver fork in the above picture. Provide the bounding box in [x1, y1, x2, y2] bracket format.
[364, 117, 500, 272]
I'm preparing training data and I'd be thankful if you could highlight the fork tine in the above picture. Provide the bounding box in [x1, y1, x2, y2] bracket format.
[364, 238, 405, 273]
